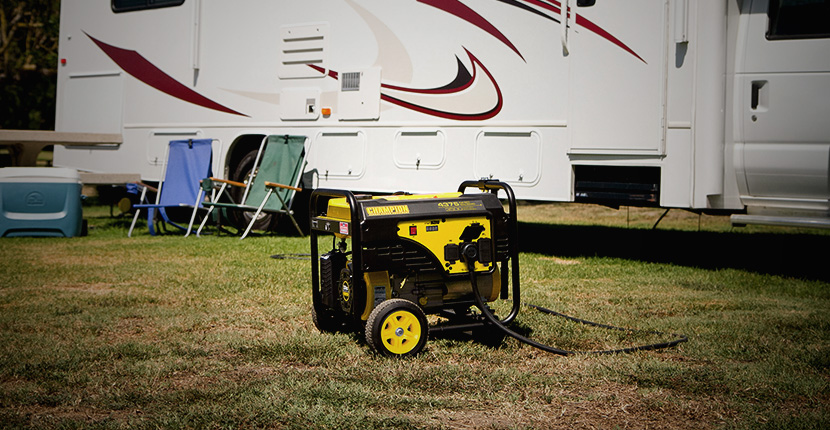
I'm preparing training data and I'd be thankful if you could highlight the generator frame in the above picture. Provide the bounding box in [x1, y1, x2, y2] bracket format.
[309, 179, 522, 356]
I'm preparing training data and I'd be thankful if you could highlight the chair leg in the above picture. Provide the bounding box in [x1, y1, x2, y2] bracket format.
[196, 206, 215, 237]
[274, 192, 304, 237]
[240, 188, 273, 240]
[185, 190, 205, 237]
[128, 208, 141, 237]
[197, 182, 228, 237]
[148, 208, 157, 236]
[128, 186, 149, 238]
[287, 210, 305, 237]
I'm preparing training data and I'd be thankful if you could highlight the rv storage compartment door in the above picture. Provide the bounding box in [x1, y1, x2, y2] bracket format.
[568, 0, 668, 155]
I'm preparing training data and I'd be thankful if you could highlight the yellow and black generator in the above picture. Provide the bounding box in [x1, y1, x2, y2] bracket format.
[310, 179, 687, 357]
[310, 180, 521, 357]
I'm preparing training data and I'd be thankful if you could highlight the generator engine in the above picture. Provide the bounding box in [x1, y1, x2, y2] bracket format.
[310, 180, 520, 357]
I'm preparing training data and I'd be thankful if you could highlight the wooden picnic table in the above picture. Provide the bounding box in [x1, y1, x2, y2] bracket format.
[0, 130, 123, 167]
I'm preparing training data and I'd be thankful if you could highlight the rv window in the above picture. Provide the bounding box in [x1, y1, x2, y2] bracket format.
[767, 0, 830, 39]
[112, 0, 185, 13]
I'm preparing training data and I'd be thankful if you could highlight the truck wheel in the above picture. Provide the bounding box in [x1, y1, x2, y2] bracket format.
[365, 299, 428, 357]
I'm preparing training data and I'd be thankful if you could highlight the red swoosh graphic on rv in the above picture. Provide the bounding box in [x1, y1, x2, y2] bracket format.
[513, 0, 645, 63]
[309, 49, 502, 121]
[85, 33, 247, 117]
[418, 0, 524, 61]
[424, 0, 645, 64]
[574, 12, 646, 63]
[381, 49, 503, 120]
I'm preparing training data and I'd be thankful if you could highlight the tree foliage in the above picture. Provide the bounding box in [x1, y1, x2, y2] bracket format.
[0, 0, 60, 130]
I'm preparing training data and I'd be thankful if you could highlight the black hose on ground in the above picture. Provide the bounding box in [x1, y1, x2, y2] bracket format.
[463, 248, 688, 355]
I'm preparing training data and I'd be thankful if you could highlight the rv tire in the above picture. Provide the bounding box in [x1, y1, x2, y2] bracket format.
[229, 148, 277, 233]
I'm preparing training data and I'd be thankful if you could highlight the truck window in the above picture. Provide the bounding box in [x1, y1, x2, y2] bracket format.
[112, 0, 185, 13]
[767, 0, 830, 39]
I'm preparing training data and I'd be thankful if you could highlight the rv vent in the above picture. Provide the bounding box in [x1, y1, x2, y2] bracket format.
[279, 23, 329, 79]
[341, 72, 361, 92]
[573, 166, 660, 207]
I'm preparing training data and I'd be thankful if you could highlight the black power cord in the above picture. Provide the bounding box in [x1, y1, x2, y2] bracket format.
[462, 245, 687, 355]
[524, 303, 688, 354]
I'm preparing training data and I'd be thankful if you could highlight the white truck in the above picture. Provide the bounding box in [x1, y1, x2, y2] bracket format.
[54, 0, 830, 228]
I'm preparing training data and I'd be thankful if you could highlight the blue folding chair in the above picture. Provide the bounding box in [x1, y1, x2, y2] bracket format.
[128, 139, 214, 237]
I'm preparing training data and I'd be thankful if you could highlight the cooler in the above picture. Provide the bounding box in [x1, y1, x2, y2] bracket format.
[0, 167, 83, 237]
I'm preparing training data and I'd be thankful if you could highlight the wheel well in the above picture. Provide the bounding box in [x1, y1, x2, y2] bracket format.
[225, 134, 265, 180]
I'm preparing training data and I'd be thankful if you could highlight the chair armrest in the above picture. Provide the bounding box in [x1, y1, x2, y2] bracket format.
[203, 177, 246, 188]
[264, 181, 302, 192]
[134, 181, 158, 193]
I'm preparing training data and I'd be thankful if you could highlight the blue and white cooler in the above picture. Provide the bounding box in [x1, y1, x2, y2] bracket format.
[0, 167, 84, 237]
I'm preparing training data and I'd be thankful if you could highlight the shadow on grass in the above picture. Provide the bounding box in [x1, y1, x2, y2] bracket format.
[519, 222, 829, 283]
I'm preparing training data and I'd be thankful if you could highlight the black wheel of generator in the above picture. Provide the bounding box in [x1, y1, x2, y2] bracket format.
[338, 264, 354, 314]
[312, 304, 344, 333]
[365, 299, 428, 357]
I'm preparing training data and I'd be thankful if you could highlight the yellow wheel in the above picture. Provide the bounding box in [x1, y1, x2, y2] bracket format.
[365, 299, 428, 357]
[380, 311, 422, 354]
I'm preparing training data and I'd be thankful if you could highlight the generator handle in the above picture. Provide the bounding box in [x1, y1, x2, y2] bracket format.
[457, 179, 518, 219]
[458, 180, 521, 324]
[309, 188, 363, 311]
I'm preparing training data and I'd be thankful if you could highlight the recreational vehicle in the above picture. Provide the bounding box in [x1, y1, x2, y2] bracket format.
[54, 0, 830, 228]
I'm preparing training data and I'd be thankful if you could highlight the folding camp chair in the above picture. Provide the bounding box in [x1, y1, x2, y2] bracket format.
[196, 134, 307, 239]
[128, 138, 214, 237]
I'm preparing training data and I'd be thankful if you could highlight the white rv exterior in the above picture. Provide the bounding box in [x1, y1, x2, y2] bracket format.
[54, 0, 830, 227]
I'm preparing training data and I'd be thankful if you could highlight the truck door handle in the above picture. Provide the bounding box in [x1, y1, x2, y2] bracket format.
[751, 80, 768, 111]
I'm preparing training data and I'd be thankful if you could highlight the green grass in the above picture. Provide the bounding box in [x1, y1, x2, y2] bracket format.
[0, 201, 827, 429]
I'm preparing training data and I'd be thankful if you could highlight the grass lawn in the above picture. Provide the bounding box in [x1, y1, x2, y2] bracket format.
[0, 199, 827, 429]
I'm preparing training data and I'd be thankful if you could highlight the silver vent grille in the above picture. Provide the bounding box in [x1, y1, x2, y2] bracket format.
[341, 72, 361, 92]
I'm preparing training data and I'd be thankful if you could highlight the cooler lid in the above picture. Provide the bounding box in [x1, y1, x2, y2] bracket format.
[0, 167, 81, 183]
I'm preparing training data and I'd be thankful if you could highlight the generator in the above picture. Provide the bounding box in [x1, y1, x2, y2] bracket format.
[309, 179, 688, 357]
[310, 179, 521, 357]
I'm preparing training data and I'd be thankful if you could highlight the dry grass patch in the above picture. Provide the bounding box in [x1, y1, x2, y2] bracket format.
[0, 205, 827, 429]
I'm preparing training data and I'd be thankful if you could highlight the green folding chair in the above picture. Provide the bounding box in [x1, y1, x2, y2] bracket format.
[196, 135, 307, 239]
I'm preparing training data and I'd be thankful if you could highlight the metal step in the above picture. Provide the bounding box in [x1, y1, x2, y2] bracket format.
[730, 214, 830, 229]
